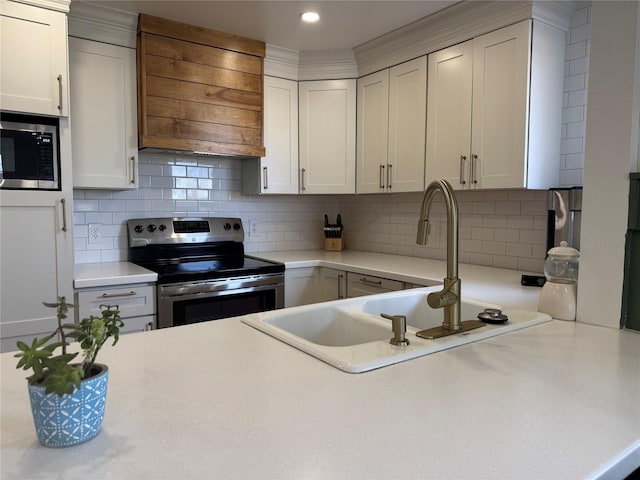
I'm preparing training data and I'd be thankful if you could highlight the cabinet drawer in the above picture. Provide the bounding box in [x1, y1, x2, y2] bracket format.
[120, 315, 155, 334]
[346, 273, 405, 297]
[75, 285, 156, 320]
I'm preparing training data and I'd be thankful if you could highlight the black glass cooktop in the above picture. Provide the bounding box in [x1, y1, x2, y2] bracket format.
[134, 255, 284, 285]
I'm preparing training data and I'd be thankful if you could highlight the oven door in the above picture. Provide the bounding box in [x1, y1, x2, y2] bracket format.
[158, 274, 284, 328]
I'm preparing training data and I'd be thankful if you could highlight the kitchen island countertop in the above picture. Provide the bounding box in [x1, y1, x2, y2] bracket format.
[3, 251, 636, 479]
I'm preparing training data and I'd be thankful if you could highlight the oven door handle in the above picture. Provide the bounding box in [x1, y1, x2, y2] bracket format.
[159, 275, 283, 298]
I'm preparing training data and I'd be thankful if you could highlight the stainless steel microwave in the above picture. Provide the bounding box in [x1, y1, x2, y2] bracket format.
[0, 112, 60, 190]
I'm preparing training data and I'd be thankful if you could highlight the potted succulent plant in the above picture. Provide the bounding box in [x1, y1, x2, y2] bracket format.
[14, 296, 123, 448]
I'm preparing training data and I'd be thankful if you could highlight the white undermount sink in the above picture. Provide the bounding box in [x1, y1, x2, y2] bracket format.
[242, 287, 552, 373]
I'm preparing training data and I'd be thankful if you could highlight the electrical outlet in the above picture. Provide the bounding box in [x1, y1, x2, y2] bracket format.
[88, 224, 102, 244]
[249, 220, 258, 238]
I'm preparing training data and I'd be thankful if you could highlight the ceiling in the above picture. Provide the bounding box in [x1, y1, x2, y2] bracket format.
[79, 0, 460, 52]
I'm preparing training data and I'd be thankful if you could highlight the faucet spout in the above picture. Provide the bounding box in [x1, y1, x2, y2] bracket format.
[417, 179, 462, 331]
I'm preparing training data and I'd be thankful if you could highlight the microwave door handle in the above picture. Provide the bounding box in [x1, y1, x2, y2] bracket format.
[0, 154, 4, 187]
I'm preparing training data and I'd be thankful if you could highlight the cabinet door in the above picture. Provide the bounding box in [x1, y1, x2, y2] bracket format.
[388, 56, 427, 193]
[69, 38, 138, 189]
[356, 70, 389, 194]
[284, 267, 320, 308]
[426, 41, 473, 189]
[318, 268, 346, 302]
[471, 21, 530, 189]
[261, 76, 299, 194]
[0, 195, 74, 352]
[299, 80, 356, 194]
[0, 0, 68, 116]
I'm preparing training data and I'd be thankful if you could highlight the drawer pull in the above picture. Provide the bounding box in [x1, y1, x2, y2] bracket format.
[100, 290, 136, 299]
[360, 277, 382, 285]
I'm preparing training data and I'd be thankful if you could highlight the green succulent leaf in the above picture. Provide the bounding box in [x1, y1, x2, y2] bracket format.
[41, 362, 83, 396]
[16, 297, 120, 396]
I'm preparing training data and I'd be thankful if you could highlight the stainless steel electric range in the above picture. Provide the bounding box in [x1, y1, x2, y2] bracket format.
[127, 217, 284, 329]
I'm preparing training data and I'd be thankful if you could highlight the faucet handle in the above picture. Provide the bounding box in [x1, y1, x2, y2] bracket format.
[381, 313, 410, 346]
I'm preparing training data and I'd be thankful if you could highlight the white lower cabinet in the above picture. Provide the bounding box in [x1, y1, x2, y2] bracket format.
[346, 272, 405, 298]
[75, 284, 156, 334]
[284, 267, 430, 308]
[319, 268, 346, 302]
[284, 268, 320, 308]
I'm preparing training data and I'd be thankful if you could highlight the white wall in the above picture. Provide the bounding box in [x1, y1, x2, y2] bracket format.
[577, 1, 640, 328]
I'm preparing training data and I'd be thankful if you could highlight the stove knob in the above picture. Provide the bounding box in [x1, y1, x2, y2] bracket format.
[134, 225, 144, 233]
[147, 224, 157, 232]
[233, 223, 241, 231]
[223, 222, 232, 231]
[158, 224, 166, 231]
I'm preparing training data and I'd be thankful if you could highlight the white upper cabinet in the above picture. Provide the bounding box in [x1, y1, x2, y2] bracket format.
[242, 76, 299, 194]
[426, 41, 473, 188]
[387, 57, 426, 193]
[69, 37, 138, 189]
[0, 0, 69, 116]
[356, 69, 389, 193]
[357, 57, 426, 193]
[426, 20, 564, 190]
[299, 80, 356, 194]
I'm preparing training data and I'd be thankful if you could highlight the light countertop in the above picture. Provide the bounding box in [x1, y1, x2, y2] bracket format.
[37, 251, 638, 479]
[1, 310, 639, 479]
[74, 262, 157, 289]
[255, 249, 543, 311]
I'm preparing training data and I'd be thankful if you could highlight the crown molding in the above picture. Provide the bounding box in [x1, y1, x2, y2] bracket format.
[297, 49, 358, 81]
[11, 0, 70, 13]
[67, 2, 137, 48]
[354, 0, 576, 77]
[264, 45, 300, 80]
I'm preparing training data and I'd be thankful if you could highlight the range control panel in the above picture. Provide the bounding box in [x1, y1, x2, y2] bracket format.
[128, 217, 244, 247]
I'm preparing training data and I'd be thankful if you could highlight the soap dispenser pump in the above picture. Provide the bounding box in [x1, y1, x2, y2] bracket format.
[537, 241, 580, 320]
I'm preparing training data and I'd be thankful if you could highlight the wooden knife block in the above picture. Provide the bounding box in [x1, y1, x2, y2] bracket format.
[324, 237, 345, 251]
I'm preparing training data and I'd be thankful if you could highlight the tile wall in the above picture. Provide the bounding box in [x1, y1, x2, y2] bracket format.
[73, 4, 591, 273]
[560, 2, 591, 186]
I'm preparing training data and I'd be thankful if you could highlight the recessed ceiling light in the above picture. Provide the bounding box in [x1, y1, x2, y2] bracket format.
[301, 11, 320, 23]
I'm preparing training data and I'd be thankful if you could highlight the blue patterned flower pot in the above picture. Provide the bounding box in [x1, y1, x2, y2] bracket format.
[27, 364, 109, 448]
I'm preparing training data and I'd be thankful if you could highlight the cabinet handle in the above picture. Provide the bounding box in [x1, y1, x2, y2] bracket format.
[379, 165, 385, 189]
[360, 277, 382, 285]
[459, 155, 467, 185]
[100, 290, 136, 299]
[387, 164, 392, 189]
[144, 321, 153, 332]
[130, 156, 136, 184]
[60, 197, 67, 232]
[338, 274, 344, 299]
[263, 166, 268, 190]
[472, 154, 479, 184]
[301, 168, 306, 191]
[57, 74, 63, 113]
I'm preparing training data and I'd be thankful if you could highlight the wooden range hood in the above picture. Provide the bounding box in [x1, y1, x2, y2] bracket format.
[137, 14, 266, 157]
